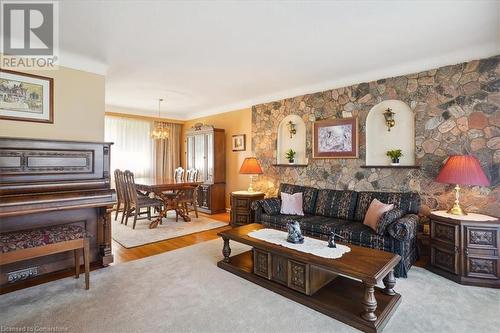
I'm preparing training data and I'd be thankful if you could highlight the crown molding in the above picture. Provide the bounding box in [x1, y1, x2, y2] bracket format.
[186, 42, 499, 120]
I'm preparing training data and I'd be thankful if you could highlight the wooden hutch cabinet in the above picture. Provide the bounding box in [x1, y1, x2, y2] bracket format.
[429, 211, 499, 288]
[185, 124, 226, 214]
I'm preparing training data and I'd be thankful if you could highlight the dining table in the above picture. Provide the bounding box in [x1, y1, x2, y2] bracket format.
[134, 176, 202, 228]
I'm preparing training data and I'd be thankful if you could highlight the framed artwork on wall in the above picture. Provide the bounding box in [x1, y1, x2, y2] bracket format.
[232, 134, 246, 151]
[0, 69, 54, 123]
[313, 117, 358, 158]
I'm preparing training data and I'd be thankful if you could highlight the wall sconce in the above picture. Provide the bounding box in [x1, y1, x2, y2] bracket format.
[287, 121, 297, 138]
[383, 108, 395, 131]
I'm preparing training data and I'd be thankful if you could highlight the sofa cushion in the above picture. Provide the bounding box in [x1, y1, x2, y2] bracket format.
[314, 189, 358, 220]
[260, 197, 281, 215]
[261, 215, 394, 252]
[354, 191, 420, 222]
[261, 213, 309, 225]
[376, 208, 405, 236]
[280, 192, 304, 215]
[279, 183, 318, 215]
[363, 199, 394, 232]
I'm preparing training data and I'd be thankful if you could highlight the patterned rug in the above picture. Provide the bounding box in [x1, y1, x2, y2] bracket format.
[112, 211, 227, 248]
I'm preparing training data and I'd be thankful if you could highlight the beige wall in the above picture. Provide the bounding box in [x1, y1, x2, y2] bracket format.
[0, 67, 105, 141]
[182, 108, 252, 209]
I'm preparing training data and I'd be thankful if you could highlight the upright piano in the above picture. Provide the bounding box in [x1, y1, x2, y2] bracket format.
[0, 137, 116, 288]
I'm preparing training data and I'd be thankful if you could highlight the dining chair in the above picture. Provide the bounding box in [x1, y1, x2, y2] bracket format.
[174, 167, 185, 182]
[176, 168, 199, 219]
[122, 170, 164, 229]
[186, 168, 199, 183]
[115, 170, 132, 225]
[114, 169, 126, 221]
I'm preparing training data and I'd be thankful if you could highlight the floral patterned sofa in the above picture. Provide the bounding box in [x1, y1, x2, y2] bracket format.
[251, 183, 421, 278]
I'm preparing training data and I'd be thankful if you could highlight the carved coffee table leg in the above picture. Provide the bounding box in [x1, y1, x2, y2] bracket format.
[361, 283, 378, 322]
[222, 237, 231, 263]
[382, 270, 396, 296]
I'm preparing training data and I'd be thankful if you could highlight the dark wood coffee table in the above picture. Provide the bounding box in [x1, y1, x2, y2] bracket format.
[217, 224, 401, 333]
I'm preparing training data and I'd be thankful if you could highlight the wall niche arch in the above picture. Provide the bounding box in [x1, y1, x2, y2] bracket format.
[365, 100, 415, 166]
[276, 115, 307, 165]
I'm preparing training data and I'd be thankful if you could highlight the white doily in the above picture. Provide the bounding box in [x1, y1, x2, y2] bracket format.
[248, 228, 350, 259]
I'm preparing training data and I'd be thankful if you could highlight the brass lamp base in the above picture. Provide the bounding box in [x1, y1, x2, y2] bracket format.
[447, 203, 467, 216]
[447, 184, 467, 216]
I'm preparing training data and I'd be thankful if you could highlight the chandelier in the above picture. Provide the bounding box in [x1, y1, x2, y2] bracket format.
[151, 98, 170, 140]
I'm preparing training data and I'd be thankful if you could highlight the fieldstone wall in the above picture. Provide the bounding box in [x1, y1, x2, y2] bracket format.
[252, 55, 499, 218]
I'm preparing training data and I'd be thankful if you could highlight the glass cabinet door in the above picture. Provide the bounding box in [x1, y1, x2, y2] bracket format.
[186, 136, 195, 170]
[206, 133, 214, 183]
[194, 134, 206, 182]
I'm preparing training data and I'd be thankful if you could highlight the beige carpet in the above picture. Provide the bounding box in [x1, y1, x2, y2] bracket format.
[112, 211, 227, 248]
[1, 240, 499, 333]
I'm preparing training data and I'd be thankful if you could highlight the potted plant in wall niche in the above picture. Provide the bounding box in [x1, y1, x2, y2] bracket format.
[386, 149, 403, 166]
[285, 149, 296, 164]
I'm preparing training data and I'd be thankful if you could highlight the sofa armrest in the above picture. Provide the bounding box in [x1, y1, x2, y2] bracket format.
[388, 214, 419, 241]
[251, 198, 281, 222]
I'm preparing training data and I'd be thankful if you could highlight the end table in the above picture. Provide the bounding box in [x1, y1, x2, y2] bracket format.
[429, 210, 499, 288]
[230, 191, 265, 227]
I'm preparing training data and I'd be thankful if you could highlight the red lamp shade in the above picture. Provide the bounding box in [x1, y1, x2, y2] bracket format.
[239, 157, 263, 174]
[436, 155, 490, 186]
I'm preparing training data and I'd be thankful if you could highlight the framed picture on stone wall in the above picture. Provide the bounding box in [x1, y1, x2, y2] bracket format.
[232, 134, 246, 151]
[0, 69, 54, 123]
[313, 117, 358, 158]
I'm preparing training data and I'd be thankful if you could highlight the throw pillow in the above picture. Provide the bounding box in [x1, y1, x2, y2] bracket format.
[280, 192, 304, 216]
[261, 198, 281, 215]
[363, 199, 394, 232]
[376, 208, 405, 236]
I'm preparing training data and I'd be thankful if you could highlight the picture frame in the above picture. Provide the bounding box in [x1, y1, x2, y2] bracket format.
[313, 117, 358, 158]
[0, 69, 54, 123]
[232, 134, 246, 151]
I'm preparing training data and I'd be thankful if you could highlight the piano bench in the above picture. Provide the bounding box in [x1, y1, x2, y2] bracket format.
[0, 225, 91, 290]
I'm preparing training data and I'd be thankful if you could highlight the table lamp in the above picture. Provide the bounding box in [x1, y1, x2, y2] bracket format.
[239, 157, 263, 192]
[436, 155, 490, 215]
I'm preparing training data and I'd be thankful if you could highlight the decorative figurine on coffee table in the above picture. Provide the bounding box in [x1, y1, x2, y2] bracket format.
[327, 232, 345, 248]
[286, 221, 304, 244]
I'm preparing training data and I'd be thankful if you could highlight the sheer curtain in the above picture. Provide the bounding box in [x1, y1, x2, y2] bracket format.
[105, 116, 154, 178]
[153, 122, 182, 179]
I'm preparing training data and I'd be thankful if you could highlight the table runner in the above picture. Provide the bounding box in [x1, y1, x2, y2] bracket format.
[248, 228, 350, 259]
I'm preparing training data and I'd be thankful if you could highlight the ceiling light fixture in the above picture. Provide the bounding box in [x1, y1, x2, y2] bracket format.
[151, 98, 169, 140]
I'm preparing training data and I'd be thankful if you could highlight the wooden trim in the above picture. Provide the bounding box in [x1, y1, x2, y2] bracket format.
[0, 69, 54, 124]
[0, 239, 85, 265]
[105, 111, 185, 124]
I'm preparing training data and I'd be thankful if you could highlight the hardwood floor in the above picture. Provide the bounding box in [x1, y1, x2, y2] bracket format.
[112, 212, 231, 263]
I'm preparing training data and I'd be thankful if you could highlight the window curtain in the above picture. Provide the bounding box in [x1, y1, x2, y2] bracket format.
[105, 116, 154, 178]
[153, 122, 182, 179]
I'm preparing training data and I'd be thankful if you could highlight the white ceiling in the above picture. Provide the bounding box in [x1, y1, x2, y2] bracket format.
[58, 0, 500, 120]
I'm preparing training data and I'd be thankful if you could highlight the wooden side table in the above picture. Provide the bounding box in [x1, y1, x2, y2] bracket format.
[429, 210, 499, 288]
[230, 191, 265, 227]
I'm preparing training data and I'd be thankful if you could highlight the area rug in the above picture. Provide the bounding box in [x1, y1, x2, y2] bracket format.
[112, 211, 227, 248]
[1, 239, 499, 333]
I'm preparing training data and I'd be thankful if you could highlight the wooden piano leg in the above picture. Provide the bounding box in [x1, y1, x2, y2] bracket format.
[74, 249, 80, 278]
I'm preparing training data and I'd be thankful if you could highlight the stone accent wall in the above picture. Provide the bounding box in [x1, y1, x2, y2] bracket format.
[252, 55, 499, 218]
